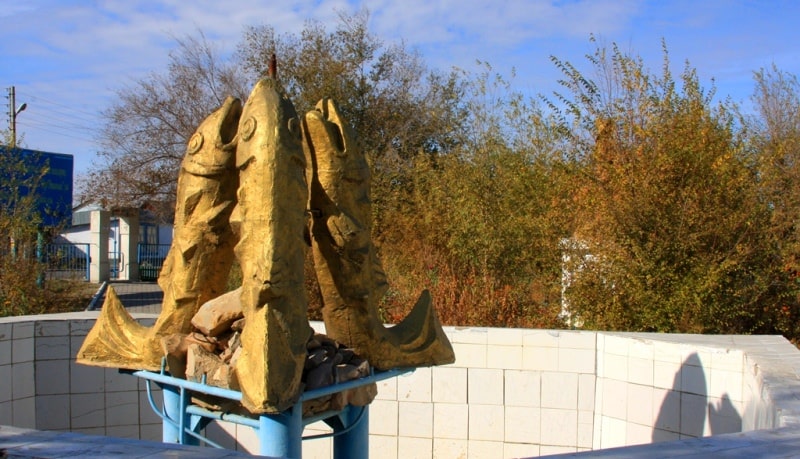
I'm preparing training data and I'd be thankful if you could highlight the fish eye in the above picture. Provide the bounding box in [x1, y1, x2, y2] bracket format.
[187, 133, 204, 155]
[240, 117, 257, 142]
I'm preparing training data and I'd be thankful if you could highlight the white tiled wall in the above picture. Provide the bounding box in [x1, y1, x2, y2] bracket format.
[0, 313, 162, 440]
[2, 315, 797, 459]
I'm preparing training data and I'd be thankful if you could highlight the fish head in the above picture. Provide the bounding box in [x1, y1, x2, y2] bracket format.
[183, 96, 242, 176]
[236, 78, 305, 171]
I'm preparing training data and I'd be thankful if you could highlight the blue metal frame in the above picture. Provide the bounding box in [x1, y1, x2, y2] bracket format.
[130, 360, 412, 458]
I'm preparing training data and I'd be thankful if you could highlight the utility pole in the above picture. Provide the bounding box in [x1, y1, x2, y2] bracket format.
[7, 86, 27, 148]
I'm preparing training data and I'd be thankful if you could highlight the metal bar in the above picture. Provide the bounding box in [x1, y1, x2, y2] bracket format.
[334, 405, 369, 459]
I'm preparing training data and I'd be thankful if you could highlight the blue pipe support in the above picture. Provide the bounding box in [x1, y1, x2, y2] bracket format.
[334, 405, 369, 459]
[129, 366, 414, 458]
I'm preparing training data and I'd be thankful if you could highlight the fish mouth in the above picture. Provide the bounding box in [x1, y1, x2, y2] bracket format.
[219, 96, 243, 148]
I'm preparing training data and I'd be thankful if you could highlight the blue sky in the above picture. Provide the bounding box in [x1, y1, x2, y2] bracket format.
[2, 0, 799, 179]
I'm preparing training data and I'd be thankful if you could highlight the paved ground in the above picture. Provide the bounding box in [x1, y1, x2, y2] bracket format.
[105, 281, 164, 314]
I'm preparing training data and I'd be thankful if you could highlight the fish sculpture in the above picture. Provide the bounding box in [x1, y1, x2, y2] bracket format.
[303, 98, 455, 369]
[229, 77, 314, 413]
[77, 96, 241, 370]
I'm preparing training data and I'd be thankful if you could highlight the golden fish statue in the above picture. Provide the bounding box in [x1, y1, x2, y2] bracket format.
[76, 96, 241, 370]
[77, 71, 454, 415]
[229, 77, 314, 413]
[303, 98, 455, 369]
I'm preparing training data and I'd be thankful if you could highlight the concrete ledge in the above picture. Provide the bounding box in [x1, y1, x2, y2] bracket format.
[0, 425, 271, 458]
[546, 426, 800, 458]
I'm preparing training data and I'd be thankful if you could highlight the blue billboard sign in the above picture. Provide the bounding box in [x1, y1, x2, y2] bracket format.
[0, 146, 73, 227]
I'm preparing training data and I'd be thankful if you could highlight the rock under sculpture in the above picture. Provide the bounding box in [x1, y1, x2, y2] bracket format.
[77, 71, 454, 414]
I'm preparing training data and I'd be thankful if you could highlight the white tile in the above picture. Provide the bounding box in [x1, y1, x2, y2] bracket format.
[488, 327, 523, 345]
[504, 406, 540, 443]
[35, 336, 71, 361]
[599, 415, 626, 449]
[71, 392, 106, 429]
[376, 373, 397, 400]
[302, 426, 332, 459]
[558, 348, 595, 374]
[539, 408, 577, 447]
[235, 423, 260, 454]
[603, 353, 628, 381]
[628, 357, 653, 386]
[0, 340, 10, 366]
[432, 367, 467, 403]
[433, 438, 467, 459]
[600, 378, 627, 420]
[35, 394, 70, 430]
[205, 421, 239, 451]
[603, 335, 630, 356]
[35, 360, 69, 395]
[13, 322, 34, 339]
[558, 331, 597, 350]
[711, 349, 744, 372]
[370, 400, 398, 436]
[105, 391, 139, 427]
[105, 368, 139, 392]
[452, 343, 486, 368]
[105, 425, 140, 439]
[540, 445, 577, 455]
[680, 392, 708, 437]
[578, 375, 595, 412]
[0, 401, 11, 425]
[398, 401, 433, 438]
[12, 396, 35, 428]
[653, 360, 681, 390]
[448, 327, 487, 345]
[398, 436, 432, 459]
[504, 442, 539, 459]
[12, 337, 33, 363]
[0, 323, 11, 341]
[433, 403, 468, 439]
[541, 372, 578, 410]
[628, 339, 654, 359]
[468, 439, 504, 458]
[578, 409, 593, 425]
[71, 361, 105, 394]
[651, 428, 680, 443]
[522, 330, 560, 348]
[487, 344, 522, 370]
[653, 342, 683, 364]
[468, 404, 504, 441]
[652, 388, 681, 432]
[626, 383, 653, 426]
[505, 370, 541, 407]
[370, 435, 398, 459]
[138, 390, 162, 425]
[36, 320, 69, 337]
[707, 395, 744, 435]
[577, 419, 593, 448]
[12, 362, 34, 399]
[468, 368, 504, 405]
[626, 422, 652, 446]
[523, 346, 558, 371]
[680, 363, 708, 396]
[398, 367, 431, 402]
[709, 368, 743, 402]
[0, 365, 10, 403]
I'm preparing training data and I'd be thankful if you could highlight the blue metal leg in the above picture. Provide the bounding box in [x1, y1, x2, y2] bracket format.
[160, 384, 183, 444]
[334, 405, 369, 459]
[259, 403, 303, 458]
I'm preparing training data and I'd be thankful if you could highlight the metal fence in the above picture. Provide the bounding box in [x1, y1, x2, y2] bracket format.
[45, 243, 90, 281]
[137, 243, 170, 282]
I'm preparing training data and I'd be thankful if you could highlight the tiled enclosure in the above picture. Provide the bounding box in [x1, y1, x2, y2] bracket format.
[2, 312, 799, 458]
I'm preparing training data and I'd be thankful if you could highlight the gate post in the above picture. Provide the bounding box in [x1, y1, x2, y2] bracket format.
[89, 210, 110, 283]
[118, 211, 139, 281]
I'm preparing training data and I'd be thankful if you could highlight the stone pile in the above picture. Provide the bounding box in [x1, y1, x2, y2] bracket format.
[160, 287, 377, 415]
